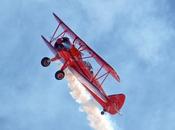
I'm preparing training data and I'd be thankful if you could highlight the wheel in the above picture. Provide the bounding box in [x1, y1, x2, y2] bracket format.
[101, 111, 105, 115]
[41, 57, 51, 67]
[54, 43, 64, 51]
[55, 70, 65, 80]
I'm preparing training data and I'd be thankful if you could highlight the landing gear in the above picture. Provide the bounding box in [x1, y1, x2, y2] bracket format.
[41, 57, 51, 67]
[41, 56, 66, 80]
[55, 70, 65, 80]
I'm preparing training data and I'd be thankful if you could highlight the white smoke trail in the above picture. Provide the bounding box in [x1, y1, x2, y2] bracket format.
[65, 69, 116, 130]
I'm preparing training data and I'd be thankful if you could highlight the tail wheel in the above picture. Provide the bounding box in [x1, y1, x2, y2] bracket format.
[55, 70, 65, 80]
[101, 111, 105, 115]
[41, 57, 51, 67]
[101, 109, 106, 115]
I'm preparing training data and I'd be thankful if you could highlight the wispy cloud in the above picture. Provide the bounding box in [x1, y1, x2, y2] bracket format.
[0, 0, 175, 130]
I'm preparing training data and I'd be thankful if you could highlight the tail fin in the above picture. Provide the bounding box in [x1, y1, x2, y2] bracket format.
[105, 94, 125, 115]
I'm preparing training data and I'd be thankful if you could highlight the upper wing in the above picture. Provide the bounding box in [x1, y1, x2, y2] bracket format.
[53, 13, 120, 82]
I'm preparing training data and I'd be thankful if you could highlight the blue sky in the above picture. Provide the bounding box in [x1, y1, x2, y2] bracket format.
[0, 0, 175, 130]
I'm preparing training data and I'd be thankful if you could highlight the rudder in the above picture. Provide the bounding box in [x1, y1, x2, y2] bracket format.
[105, 94, 125, 115]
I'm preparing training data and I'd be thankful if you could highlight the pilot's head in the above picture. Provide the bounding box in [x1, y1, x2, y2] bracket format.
[61, 37, 69, 43]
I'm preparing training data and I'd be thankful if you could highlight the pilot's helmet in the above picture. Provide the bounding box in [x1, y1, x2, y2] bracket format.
[62, 37, 69, 43]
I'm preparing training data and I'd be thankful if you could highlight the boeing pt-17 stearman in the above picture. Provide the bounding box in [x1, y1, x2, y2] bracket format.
[41, 13, 125, 115]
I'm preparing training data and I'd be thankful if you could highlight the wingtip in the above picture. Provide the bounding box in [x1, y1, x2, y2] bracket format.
[52, 12, 62, 23]
[52, 12, 58, 18]
[114, 73, 120, 83]
[52, 12, 56, 16]
[118, 76, 120, 83]
[41, 35, 49, 43]
[41, 35, 45, 40]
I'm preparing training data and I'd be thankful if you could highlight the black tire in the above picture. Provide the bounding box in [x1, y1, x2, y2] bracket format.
[55, 70, 65, 80]
[41, 57, 51, 67]
[54, 43, 64, 51]
[101, 111, 105, 115]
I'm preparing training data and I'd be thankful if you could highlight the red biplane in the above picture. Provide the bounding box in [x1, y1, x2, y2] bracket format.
[41, 13, 125, 115]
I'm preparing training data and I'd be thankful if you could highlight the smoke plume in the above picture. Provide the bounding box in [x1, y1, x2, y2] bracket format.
[65, 69, 116, 130]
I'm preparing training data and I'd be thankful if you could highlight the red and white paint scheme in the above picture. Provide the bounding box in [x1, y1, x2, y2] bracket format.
[41, 13, 125, 115]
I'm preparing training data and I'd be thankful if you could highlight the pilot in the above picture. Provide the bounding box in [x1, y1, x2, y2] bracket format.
[62, 37, 71, 50]
[54, 37, 71, 51]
